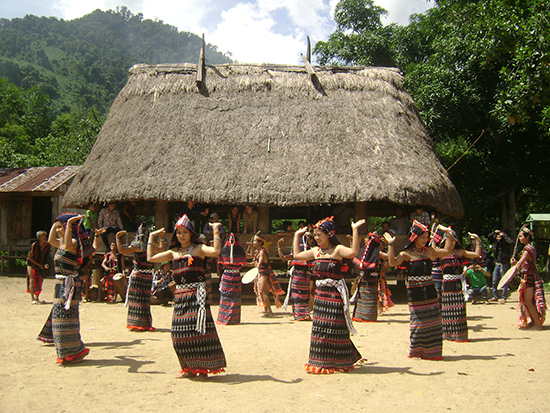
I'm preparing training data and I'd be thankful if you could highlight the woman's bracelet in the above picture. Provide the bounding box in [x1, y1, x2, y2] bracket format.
[147, 242, 157, 246]
[388, 242, 395, 246]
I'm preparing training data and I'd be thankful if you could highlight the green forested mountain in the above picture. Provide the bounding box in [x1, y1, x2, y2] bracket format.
[0, 7, 232, 168]
[0, 7, 232, 117]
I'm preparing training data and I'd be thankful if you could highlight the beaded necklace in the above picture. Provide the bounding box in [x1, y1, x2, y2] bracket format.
[316, 245, 334, 258]
[412, 245, 427, 257]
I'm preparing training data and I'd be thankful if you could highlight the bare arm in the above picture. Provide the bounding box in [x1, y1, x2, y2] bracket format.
[115, 230, 146, 256]
[48, 222, 61, 248]
[457, 233, 482, 259]
[199, 222, 222, 257]
[512, 248, 531, 269]
[277, 238, 292, 261]
[383, 232, 407, 267]
[64, 215, 83, 254]
[335, 219, 366, 259]
[293, 227, 315, 261]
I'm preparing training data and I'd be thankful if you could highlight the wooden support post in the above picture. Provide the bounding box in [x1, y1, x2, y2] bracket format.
[354, 201, 368, 234]
[155, 201, 169, 231]
[257, 205, 270, 234]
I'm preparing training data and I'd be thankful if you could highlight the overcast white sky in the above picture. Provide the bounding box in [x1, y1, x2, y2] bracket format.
[0, 0, 434, 64]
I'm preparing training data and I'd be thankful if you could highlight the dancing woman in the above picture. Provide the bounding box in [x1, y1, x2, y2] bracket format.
[512, 227, 546, 330]
[36, 214, 101, 364]
[293, 217, 366, 374]
[439, 230, 482, 342]
[278, 234, 315, 321]
[384, 221, 453, 360]
[117, 224, 155, 331]
[148, 215, 226, 380]
[351, 232, 389, 322]
[216, 233, 247, 325]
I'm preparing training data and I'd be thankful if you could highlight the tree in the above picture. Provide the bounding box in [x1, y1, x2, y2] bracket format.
[314, 0, 395, 67]
[314, 0, 550, 236]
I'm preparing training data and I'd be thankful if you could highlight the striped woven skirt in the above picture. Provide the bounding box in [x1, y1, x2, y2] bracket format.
[305, 284, 362, 374]
[407, 276, 443, 360]
[431, 265, 443, 301]
[126, 270, 154, 331]
[441, 275, 468, 342]
[217, 269, 242, 325]
[172, 286, 226, 374]
[290, 266, 311, 321]
[37, 278, 89, 363]
[353, 278, 379, 322]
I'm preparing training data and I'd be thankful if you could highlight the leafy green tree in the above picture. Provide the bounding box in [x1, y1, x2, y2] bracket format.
[0, 78, 51, 167]
[315, 0, 550, 235]
[314, 0, 395, 66]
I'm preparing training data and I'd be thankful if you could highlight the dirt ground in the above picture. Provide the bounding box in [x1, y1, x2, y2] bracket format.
[0, 276, 548, 413]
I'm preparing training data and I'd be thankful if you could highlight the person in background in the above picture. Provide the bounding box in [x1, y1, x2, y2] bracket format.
[117, 224, 156, 331]
[250, 232, 285, 317]
[100, 242, 124, 302]
[389, 207, 409, 235]
[151, 262, 173, 306]
[512, 227, 545, 330]
[175, 201, 198, 229]
[203, 212, 226, 235]
[227, 206, 242, 233]
[242, 205, 259, 234]
[381, 221, 392, 237]
[122, 201, 138, 232]
[465, 261, 491, 304]
[487, 229, 513, 303]
[26, 230, 51, 304]
[98, 202, 123, 249]
[409, 206, 431, 227]
[333, 203, 355, 234]
[82, 202, 98, 240]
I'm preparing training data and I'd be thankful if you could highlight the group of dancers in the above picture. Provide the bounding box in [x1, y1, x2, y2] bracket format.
[35, 213, 546, 378]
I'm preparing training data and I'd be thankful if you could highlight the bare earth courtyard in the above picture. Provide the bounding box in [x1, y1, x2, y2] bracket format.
[1, 276, 548, 412]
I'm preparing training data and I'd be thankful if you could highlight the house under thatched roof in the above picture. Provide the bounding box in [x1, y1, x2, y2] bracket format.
[63, 63, 463, 222]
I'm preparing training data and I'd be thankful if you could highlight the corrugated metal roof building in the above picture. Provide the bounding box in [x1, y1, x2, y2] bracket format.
[0, 166, 81, 248]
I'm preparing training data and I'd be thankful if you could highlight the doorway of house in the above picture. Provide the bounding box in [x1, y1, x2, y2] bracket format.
[31, 196, 53, 238]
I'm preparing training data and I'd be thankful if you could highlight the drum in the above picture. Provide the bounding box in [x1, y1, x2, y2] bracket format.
[113, 273, 128, 302]
[242, 268, 259, 284]
[497, 265, 517, 290]
[152, 285, 174, 305]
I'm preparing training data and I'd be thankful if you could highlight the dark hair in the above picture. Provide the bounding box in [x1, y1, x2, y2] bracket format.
[520, 228, 533, 242]
[282, 221, 292, 231]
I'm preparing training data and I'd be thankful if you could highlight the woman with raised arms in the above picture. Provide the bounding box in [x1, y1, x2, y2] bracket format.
[383, 221, 453, 360]
[293, 217, 366, 374]
[147, 215, 226, 380]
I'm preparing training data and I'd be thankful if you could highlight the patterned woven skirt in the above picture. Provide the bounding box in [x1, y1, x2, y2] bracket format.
[290, 266, 311, 321]
[431, 266, 443, 301]
[407, 276, 443, 360]
[217, 269, 242, 325]
[441, 276, 468, 342]
[37, 278, 89, 363]
[305, 284, 362, 374]
[353, 279, 379, 322]
[126, 270, 154, 331]
[172, 286, 226, 375]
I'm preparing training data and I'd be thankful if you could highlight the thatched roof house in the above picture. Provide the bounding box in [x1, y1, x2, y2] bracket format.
[63, 63, 463, 227]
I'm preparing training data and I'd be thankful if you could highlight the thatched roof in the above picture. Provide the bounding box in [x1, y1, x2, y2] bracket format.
[63, 63, 463, 217]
